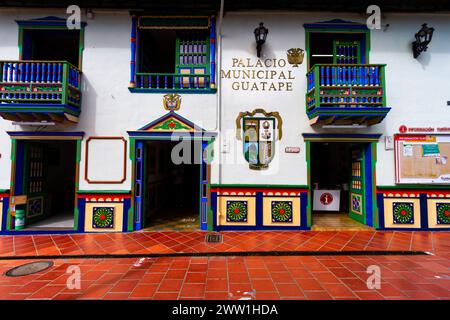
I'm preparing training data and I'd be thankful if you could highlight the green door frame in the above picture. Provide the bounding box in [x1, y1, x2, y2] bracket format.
[7, 132, 83, 231]
[303, 134, 380, 228]
[128, 133, 215, 232]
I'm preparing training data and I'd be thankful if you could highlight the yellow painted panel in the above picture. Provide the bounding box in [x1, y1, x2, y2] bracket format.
[262, 197, 300, 226]
[217, 196, 256, 226]
[383, 198, 421, 228]
[84, 202, 124, 232]
[427, 199, 450, 229]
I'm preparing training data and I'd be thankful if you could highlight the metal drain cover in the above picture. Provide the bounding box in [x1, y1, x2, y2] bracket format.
[5, 261, 53, 277]
[205, 234, 222, 243]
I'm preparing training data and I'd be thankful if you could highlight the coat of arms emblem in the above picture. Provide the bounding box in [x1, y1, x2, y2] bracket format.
[236, 109, 283, 170]
[163, 93, 182, 111]
[287, 48, 305, 67]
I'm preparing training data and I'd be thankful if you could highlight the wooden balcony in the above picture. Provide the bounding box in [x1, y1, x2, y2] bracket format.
[130, 72, 215, 93]
[0, 60, 82, 123]
[306, 64, 391, 126]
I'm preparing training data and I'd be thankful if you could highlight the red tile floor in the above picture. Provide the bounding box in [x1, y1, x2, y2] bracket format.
[0, 231, 448, 300]
[0, 231, 448, 257]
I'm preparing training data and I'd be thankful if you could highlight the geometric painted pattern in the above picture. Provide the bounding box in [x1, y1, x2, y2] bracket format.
[351, 194, 362, 215]
[392, 202, 414, 224]
[26, 197, 44, 218]
[271, 201, 293, 222]
[152, 117, 192, 131]
[93, 207, 114, 229]
[226, 201, 248, 222]
[436, 203, 450, 225]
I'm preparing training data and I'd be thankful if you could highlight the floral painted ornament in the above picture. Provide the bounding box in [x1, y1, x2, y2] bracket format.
[226, 201, 248, 222]
[93, 207, 114, 228]
[392, 202, 414, 224]
[271, 201, 293, 222]
[436, 203, 450, 224]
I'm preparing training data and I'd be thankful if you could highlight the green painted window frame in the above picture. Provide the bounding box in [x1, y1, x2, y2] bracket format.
[174, 30, 211, 78]
[305, 29, 370, 70]
[332, 40, 361, 64]
[18, 24, 85, 70]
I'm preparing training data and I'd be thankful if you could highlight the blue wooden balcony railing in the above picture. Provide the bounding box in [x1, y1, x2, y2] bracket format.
[134, 72, 212, 92]
[0, 60, 82, 123]
[305, 64, 390, 126]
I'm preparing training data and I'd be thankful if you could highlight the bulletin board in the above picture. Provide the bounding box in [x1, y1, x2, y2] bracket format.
[395, 134, 450, 184]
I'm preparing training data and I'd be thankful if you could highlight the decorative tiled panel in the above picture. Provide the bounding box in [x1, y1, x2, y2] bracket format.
[212, 186, 307, 230]
[78, 193, 131, 233]
[226, 201, 248, 222]
[262, 196, 301, 227]
[378, 189, 450, 229]
[427, 198, 450, 229]
[350, 193, 362, 215]
[381, 198, 421, 229]
[392, 202, 414, 224]
[436, 203, 450, 225]
[92, 207, 114, 229]
[26, 196, 44, 218]
[271, 201, 293, 223]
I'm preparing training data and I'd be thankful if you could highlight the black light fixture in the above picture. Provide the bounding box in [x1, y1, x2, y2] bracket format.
[254, 22, 268, 58]
[413, 23, 434, 58]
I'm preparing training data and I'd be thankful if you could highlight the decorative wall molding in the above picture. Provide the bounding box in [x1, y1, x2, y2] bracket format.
[85, 137, 127, 184]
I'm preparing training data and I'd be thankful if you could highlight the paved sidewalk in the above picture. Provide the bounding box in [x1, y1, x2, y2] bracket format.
[0, 254, 448, 300]
[0, 231, 448, 257]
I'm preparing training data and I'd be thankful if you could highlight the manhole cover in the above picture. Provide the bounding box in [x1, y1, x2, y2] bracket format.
[205, 234, 222, 243]
[4, 261, 53, 277]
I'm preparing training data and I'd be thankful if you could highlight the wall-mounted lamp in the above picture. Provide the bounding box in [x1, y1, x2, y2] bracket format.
[254, 22, 268, 58]
[413, 23, 434, 58]
[86, 8, 94, 19]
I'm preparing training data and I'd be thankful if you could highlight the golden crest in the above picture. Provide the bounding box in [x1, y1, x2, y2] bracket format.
[287, 48, 305, 67]
[163, 93, 182, 111]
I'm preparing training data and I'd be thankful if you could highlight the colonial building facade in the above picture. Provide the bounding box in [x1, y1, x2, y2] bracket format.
[0, 1, 449, 234]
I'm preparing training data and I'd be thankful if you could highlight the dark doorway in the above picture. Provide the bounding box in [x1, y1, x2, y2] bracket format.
[310, 142, 371, 230]
[143, 140, 200, 231]
[22, 29, 81, 67]
[19, 140, 77, 230]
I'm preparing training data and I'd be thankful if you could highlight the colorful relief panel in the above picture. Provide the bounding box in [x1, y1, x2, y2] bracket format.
[212, 187, 307, 230]
[381, 197, 421, 229]
[436, 203, 450, 225]
[271, 201, 293, 223]
[216, 194, 257, 227]
[79, 194, 131, 233]
[426, 197, 450, 229]
[26, 196, 44, 218]
[92, 207, 114, 229]
[262, 196, 301, 227]
[392, 202, 414, 224]
[351, 193, 362, 215]
[226, 201, 248, 222]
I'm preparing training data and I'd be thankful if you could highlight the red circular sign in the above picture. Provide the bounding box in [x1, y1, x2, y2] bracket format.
[320, 193, 333, 205]
[399, 125, 407, 133]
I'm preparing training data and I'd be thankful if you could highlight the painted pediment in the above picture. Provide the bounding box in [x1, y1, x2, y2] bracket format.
[139, 111, 204, 132]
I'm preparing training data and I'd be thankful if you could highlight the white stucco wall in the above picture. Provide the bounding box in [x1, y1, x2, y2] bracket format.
[0, 8, 449, 191]
[217, 11, 450, 186]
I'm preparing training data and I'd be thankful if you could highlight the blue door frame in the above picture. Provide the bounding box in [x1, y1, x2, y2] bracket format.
[130, 134, 213, 231]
